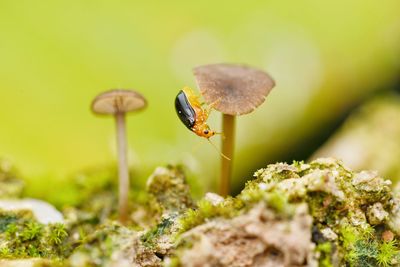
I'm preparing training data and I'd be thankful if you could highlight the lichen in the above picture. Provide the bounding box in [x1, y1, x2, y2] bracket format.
[67, 223, 138, 267]
[250, 158, 400, 266]
[65, 158, 400, 266]
[152, 158, 400, 266]
[173, 203, 315, 267]
[146, 165, 194, 214]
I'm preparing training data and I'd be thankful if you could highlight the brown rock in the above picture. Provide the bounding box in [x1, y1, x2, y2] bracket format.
[178, 203, 316, 267]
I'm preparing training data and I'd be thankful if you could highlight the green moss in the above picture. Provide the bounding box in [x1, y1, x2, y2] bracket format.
[147, 166, 194, 213]
[265, 191, 293, 216]
[0, 210, 69, 259]
[377, 241, 398, 267]
[177, 209, 203, 236]
[352, 240, 379, 266]
[338, 225, 400, 267]
[238, 180, 264, 203]
[141, 217, 174, 248]
[1, 160, 399, 266]
[254, 163, 300, 184]
[48, 223, 68, 245]
[316, 242, 333, 267]
[21, 221, 43, 241]
[176, 196, 244, 237]
[0, 213, 18, 232]
[251, 158, 400, 265]
[165, 256, 181, 267]
[69, 223, 136, 266]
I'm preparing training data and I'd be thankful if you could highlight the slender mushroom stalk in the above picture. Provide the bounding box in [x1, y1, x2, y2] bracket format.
[194, 64, 275, 196]
[115, 112, 129, 223]
[220, 114, 235, 196]
[91, 89, 147, 223]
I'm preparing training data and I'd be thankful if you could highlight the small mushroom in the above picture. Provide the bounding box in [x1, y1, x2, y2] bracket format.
[91, 89, 147, 223]
[193, 64, 275, 196]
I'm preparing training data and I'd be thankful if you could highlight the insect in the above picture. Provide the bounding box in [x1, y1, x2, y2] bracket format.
[175, 87, 230, 159]
[175, 86, 217, 138]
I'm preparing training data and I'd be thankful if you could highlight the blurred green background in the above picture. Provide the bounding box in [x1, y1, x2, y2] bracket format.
[0, 0, 400, 201]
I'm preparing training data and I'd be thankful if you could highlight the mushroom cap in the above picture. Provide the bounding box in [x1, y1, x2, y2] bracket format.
[91, 89, 147, 115]
[193, 64, 275, 115]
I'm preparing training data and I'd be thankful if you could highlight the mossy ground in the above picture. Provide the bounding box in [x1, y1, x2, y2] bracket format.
[0, 210, 69, 259]
[1, 159, 400, 266]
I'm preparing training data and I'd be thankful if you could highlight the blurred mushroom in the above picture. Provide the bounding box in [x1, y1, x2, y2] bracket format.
[193, 64, 275, 196]
[91, 89, 147, 223]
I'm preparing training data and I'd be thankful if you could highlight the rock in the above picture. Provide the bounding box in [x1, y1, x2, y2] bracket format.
[6, 160, 394, 267]
[68, 224, 142, 267]
[147, 166, 194, 213]
[0, 198, 63, 224]
[367, 202, 389, 225]
[313, 95, 400, 183]
[177, 203, 316, 267]
[204, 192, 224, 206]
[0, 259, 52, 267]
[248, 158, 399, 266]
[382, 230, 394, 242]
[320, 227, 338, 241]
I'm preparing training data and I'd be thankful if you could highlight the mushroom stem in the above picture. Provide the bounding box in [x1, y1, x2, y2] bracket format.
[115, 112, 129, 224]
[220, 114, 235, 196]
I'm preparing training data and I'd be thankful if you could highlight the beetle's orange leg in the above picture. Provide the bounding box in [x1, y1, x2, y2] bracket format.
[188, 95, 202, 107]
[204, 98, 221, 116]
[183, 87, 203, 107]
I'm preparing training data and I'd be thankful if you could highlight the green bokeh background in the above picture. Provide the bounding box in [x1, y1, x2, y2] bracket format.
[0, 0, 399, 201]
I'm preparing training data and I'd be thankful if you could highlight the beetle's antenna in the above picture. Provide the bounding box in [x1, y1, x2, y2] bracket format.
[191, 139, 203, 154]
[207, 138, 231, 160]
[214, 132, 226, 140]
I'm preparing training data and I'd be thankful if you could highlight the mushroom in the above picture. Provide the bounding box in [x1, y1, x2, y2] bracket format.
[91, 89, 147, 223]
[193, 64, 275, 196]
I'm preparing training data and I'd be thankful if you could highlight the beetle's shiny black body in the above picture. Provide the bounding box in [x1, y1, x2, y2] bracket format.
[175, 90, 196, 130]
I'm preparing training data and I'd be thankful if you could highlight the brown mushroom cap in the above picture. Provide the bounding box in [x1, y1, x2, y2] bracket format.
[91, 89, 147, 115]
[193, 64, 275, 115]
